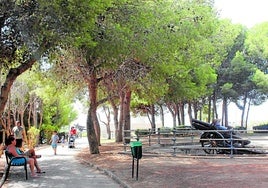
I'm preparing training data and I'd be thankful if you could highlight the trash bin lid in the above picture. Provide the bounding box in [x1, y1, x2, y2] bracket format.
[130, 141, 142, 147]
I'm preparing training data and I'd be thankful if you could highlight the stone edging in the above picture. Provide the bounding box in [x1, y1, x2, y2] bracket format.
[79, 158, 132, 188]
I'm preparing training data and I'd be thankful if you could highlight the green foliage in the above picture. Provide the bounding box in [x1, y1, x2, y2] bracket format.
[33, 71, 78, 128]
[135, 129, 149, 136]
[245, 22, 268, 72]
[41, 124, 59, 143]
[159, 127, 172, 134]
[174, 125, 192, 129]
[252, 70, 268, 93]
[27, 126, 40, 148]
[252, 124, 268, 133]
[3, 0, 268, 141]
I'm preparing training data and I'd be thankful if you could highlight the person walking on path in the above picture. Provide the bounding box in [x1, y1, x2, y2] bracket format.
[60, 135, 65, 147]
[12, 121, 25, 148]
[49, 131, 59, 155]
[69, 126, 77, 137]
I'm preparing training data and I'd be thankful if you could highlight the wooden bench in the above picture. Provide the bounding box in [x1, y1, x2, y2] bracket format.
[171, 145, 205, 155]
[4, 150, 28, 180]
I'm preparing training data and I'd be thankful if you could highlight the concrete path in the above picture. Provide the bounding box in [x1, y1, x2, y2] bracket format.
[2, 137, 122, 188]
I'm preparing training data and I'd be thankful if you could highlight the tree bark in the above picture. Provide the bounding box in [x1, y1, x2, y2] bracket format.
[0, 43, 47, 129]
[86, 106, 99, 154]
[86, 73, 100, 153]
[110, 100, 120, 142]
[245, 98, 251, 130]
[123, 88, 131, 144]
[158, 104, 165, 128]
[178, 102, 185, 125]
[222, 97, 228, 126]
[0, 60, 35, 116]
[240, 94, 247, 128]
[150, 104, 156, 132]
[166, 102, 177, 127]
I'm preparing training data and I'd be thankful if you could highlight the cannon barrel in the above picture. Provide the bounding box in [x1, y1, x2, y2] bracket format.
[191, 119, 216, 130]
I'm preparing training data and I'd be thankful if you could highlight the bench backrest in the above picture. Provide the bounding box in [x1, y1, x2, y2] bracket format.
[5, 150, 27, 166]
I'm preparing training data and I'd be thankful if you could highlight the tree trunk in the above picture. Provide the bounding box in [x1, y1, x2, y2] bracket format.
[188, 102, 193, 120]
[150, 104, 156, 132]
[86, 73, 100, 153]
[179, 102, 185, 125]
[86, 106, 99, 154]
[100, 106, 111, 139]
[158, 104, 165, 128]
[0, 41, 46, 134]
[166, 103, 176, 127]
[118, 90, 125, 142]
[33, 99, 38, 127]
[213, 92, 218, 119]
[245, 98, 251, 130]
[240, 94, 247, 128]
[123, 88, 131, 144]
[208, 95, 212, 123]
[105, 107, 111, 139]
[111, 101, 120, 142]
[0, 43, 46, 130]
[222, 97, 228, 126]
[176, 103, 181, 125]
[28, 96, 33, 127]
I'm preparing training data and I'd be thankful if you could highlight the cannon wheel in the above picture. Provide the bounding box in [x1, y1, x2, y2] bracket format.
[200, 131, 226, 154]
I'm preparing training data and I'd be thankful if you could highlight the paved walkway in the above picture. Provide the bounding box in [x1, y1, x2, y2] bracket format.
[1, 137, 122, 188]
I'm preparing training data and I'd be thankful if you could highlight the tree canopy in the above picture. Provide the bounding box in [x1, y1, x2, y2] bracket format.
[1, 0, 268, 154]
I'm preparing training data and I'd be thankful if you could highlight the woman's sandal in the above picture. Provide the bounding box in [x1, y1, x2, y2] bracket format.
[37, 171, 46, 173]
[36, 155, 42, 158]
[31, 174, 40, 178]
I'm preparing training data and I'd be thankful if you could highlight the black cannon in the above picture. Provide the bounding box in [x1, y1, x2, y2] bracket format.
[191, 119, 250, 154]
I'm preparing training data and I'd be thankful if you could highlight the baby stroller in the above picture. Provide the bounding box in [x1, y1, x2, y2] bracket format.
[68, 135, 75, 148]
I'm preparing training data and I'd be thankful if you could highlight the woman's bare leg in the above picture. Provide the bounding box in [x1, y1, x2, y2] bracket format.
[28, 158, 36, 176]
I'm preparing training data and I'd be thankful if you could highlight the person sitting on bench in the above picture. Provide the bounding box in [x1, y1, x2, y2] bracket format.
[5, 136, 44, 177]
[211, 119, 227, 130]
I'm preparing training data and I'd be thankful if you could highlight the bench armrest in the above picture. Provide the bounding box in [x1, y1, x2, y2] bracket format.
[5, 150, 27, 166]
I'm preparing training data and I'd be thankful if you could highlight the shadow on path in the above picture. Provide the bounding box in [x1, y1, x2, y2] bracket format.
[1, 138, 121, 188]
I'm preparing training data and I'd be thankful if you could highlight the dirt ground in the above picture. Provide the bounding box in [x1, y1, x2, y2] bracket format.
[1, 143, 268, 188]
[77, 143, 268, 188]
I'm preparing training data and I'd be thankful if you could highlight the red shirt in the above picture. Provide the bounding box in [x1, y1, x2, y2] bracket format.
[70, 128, 77, 135]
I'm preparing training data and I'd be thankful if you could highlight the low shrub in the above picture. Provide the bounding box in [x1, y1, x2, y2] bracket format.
[135, 129, 149, 136]
[253, 124, 268, 133]
[159, 127, 172, 134]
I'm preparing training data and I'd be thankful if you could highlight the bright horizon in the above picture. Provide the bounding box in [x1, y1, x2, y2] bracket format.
[73, 1, 268, 132]
[214, 0, 268, 28]
[214, 0, 268, 125]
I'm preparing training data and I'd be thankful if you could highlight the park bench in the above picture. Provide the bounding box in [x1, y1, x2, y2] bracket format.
[4, 150, 28, 181]
[171, 145, 205, 155]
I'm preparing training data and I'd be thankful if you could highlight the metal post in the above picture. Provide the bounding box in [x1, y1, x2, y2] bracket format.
[136, 158, 139, 180]
[136, 130, 139, 141]
[132, 157, 134, 178]
[123, 143, 127, 152]
[172, 129, 176, 156]
[148, 129, 151, 146]
[157, 128, 160, 144]
[230, 130, 233, 158]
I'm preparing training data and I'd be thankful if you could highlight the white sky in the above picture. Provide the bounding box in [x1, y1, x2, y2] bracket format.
[214, 0, 268, 28]
[75, 1, 268, 130]
[214, 0, 268, 125]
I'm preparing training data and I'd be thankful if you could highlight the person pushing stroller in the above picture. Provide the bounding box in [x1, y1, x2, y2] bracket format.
[68, 126, 77, 148]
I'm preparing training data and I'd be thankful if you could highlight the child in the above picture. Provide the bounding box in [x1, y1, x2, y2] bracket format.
[60, 135, 65, 147]
[50, 131, 59, 155]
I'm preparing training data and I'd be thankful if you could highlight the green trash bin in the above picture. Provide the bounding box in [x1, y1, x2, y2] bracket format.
[130, 141, 142, 159]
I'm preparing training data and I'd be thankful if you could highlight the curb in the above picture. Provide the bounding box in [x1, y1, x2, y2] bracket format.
[80, 158, 132, 188]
